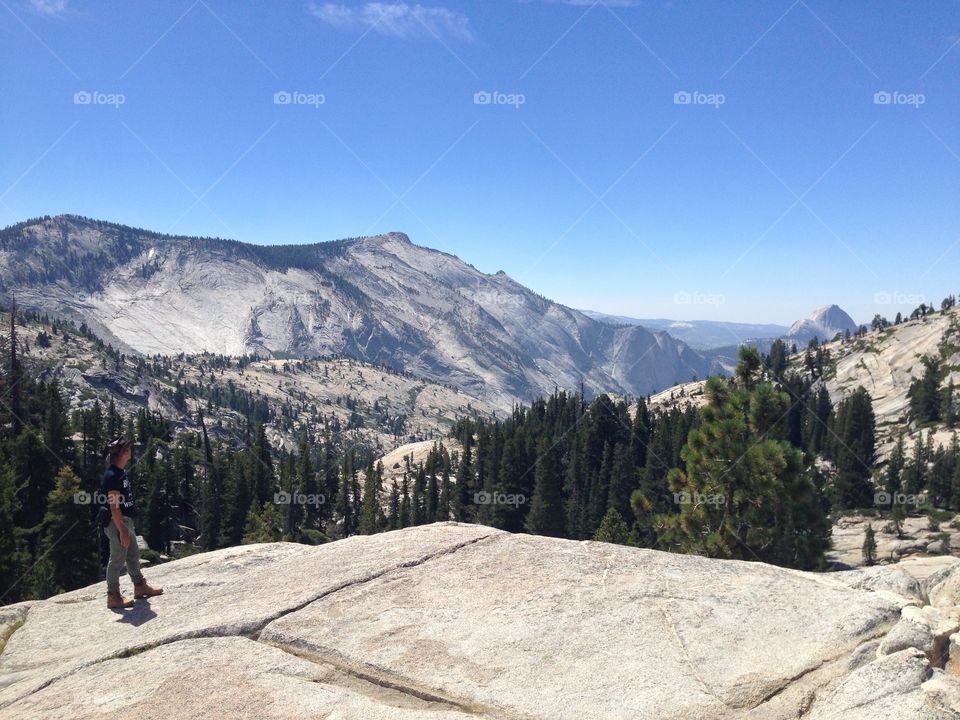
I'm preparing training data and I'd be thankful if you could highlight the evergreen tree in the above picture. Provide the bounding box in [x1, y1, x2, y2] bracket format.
[525, 436, 565, 537]
[862, 523, 877, 566]
[658, 372, 829, 568]
[200, 449, 224, 551]
[249, 423, 274, 507]
[828, 387, 876, 509]
[0, 465, 26, 602]
[387, 480, 400, 530]
[766, 339, 788, 378]
[593, 506, 630, 544]
[437, 466, 452, 522]
[242, 500, 285, 543]
[296, 440, 319, 531]
[32, 466, 97, 596]
[907, 356, 942, 423]
[358, 460, 384, 535]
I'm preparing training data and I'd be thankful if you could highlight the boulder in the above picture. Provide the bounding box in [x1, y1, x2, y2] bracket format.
[928, 563, 960, 609]
[878, 606, 959, 667]
[804, 649, 957, 720]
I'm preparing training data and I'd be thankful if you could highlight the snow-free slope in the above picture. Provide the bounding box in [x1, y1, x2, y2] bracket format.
[1, 216, 716, 408]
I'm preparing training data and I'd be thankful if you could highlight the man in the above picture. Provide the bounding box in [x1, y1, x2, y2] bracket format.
[99, 437, 164, 609]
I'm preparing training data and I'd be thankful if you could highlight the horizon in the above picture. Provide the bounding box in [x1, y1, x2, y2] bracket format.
[3, 1, 959, 324]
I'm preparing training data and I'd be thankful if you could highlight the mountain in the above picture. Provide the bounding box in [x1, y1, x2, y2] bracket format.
[0, 216, 717, 408]
[786, 304, 859, 345]
[2, 523, 959, 719]
[579, 310, 788, 350]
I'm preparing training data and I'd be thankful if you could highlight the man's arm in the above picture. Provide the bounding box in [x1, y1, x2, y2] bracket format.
[107, 490, 130, 548]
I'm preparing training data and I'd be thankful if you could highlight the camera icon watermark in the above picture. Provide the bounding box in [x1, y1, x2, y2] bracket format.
[673, 491, 725, 506]
[273, 90, 326, 108]
[673, 290, 726, 307]
[274, 491, 326, 506]
[673, 90, 725, 108]
[473, 491, 526, 507]
[475, 289, 523, 307]
[873, 90, 925, 108]
[73, 90, 125, 108]
[73, 490, 111, 505]
[473, 90, 525, 109]
[874, 491, 926, 507]
[873, 291, 924, 306]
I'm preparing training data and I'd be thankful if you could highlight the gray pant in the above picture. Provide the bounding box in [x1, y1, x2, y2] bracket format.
[105, 515, 145, 593]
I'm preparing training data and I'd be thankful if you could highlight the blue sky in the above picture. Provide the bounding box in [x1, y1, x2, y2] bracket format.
[2, 0, 958, 324]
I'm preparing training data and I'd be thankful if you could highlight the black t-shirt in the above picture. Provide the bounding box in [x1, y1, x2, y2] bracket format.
[99, 464, 136, 516]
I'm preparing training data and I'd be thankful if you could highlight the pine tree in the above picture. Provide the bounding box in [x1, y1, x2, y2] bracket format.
[426, 470, 439, 523]
[32, 467, 98, 595]
[358, 460, 384, 535]
[862, 523, 877, 566]
[454, 443, 473, 521]
[658, 372, 829, 568]
[220, 457, 252, 547]
[907, 356, 942, 423]
[525, 436, 565, 537]
[242, 500, 285, 543]
[335, 452, 356, 537]
[829, 387, 876, 509]
[766, 339, 788, 378]
[399, 474, 411, 528]
[387, 480, 400, 530]
[593, 506, 630, 544]
[411, 463, 426, 526]
[437, 466, 452, 522]
[249, 423, 274, 507]
[0, 465, 26, 603]
[296, 440, 319, 531]
[200, 449, 224, 551]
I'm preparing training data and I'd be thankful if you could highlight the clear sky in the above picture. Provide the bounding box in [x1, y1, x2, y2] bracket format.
[2, 1, 958, 325]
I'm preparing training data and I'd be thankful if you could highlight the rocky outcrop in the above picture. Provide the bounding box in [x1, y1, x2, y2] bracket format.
[786, 304, 858, 344]
[1, 523, 959, 719]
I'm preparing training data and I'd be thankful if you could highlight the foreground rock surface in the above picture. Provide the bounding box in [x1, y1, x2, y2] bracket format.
[1, 523, 959, 719]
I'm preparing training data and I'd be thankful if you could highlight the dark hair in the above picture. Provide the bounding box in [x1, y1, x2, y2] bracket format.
[104, 437, 133, 463]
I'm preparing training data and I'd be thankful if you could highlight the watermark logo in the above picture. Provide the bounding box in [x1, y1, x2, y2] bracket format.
[474, 90, 525, 108]
[674, 291, 726, 307]
[274, 491, 326, 507]
[873, 291, 924, 306]
[673, 491, 725, 506]
[873, 90, 925, 108]
[476, 289, 524, 307]
[874, 491, 926, 506]
[73, 490, 114, 505]
[674, 90, 725, 108]
[74, 90, 125, 108]
[273, 90, 326, 108]
[474, 491, 526, 507]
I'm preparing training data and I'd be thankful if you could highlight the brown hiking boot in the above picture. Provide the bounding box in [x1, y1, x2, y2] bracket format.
[107, 591, 135, 609]
[133, 580, 163, 599]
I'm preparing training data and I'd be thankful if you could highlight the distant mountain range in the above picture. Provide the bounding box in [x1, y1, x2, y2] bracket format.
[577, 312, 790, 350]
[0, 216, 722, 407]
[580, 304, 860, 350]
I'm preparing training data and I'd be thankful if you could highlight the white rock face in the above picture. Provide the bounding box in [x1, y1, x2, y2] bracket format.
[786, 304, 859, 344]
[1, 216, 715, 407]
[1, 523, 959, 719]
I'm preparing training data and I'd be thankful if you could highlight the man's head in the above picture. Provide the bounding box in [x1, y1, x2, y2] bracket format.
[105, 437, 133, 468]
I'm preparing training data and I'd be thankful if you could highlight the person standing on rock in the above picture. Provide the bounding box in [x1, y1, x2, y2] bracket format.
[99, 437, 164, 609]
